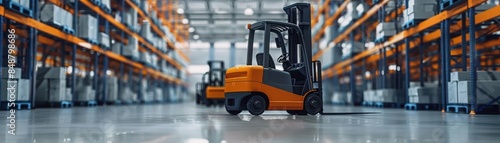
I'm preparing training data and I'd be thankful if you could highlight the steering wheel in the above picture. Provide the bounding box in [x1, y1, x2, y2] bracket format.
[277, 53, 289, 63]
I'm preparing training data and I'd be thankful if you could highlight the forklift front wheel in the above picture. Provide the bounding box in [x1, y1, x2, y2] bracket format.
[305, 93, 321, 115]
[247, 95, 267, 115]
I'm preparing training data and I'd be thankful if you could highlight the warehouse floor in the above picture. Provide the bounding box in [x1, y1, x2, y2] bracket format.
[1, 103, 500, 143]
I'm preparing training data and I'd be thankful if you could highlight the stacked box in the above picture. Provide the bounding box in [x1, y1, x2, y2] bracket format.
[448, 81, 458, 104]
[13, 0, 30, 9]
[40, 4, 67, 27]
[342, 41, 364, 58]
[457, 81, 500, 105]
[376, 22, 399, 39]
[35, 67, 69, 102]
[78, 14, 98, 40]
[404, 0, 436, 24]
[101, 0, 111, 10]
[99, 32, 110, 48]
[375, 89, 404, 103]
[450, 71, 500, 81]
[112, 42, 122, 54]
[140, 0, 150, 14]
[1, 67, 22, 79]
[124, 37, 139, 58]
[140, 21, 152, 40]
[126, 8, 138, 28]
[75, 86, 95, 101]
[1, 79, 30, 101]
[106, 77, 118, 102]
[155, 88, 163, 102]
[331, 92, 347, 103]
[408, 86, 441, 103]
[363, 90, 375, 102]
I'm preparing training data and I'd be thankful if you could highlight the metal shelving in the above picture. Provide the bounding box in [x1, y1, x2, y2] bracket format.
[0, 0, 190, 109]
[313, 0, 500, 114]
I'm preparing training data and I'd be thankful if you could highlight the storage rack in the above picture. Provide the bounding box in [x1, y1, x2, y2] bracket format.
[0, 0, 190, 109]
[313, 0, 500, 114]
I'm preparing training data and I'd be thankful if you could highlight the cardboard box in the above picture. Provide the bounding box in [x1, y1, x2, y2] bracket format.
[99, 32, 110, 48]
[36, 79, 67, 102]
[448, 81, 458, 104]
[457, 81, 500, 105]
[450, 71, 500, 81]
[37, 67, 66, 79]
[1, 67, 22, 79]
[78, 14, 98, 40]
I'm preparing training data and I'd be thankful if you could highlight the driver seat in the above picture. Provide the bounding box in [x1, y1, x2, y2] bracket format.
[256, 53, 276, 69]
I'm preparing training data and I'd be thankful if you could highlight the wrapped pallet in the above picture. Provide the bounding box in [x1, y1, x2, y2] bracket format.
[35, 67, 69, 103]
[457, 81, 500, 105]
[78, 14, 98, 41]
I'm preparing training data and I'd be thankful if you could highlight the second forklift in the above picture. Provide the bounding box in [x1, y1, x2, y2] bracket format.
[200, 61, 226, 106]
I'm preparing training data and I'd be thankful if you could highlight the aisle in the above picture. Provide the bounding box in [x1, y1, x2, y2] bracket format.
[0, 103, 499, 143]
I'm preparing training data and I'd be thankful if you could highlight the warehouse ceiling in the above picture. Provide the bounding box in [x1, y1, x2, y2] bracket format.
[178, 0, 310, 43]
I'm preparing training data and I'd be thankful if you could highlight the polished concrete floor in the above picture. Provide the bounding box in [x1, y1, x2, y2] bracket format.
[1, 103, 499, 143]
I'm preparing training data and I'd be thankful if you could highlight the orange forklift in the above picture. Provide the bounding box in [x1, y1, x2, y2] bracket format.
[201, 61, 226, 106]
[224, 3, 323, 115]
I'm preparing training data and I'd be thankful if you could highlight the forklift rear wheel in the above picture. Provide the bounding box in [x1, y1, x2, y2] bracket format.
[226, 109, 242, 115]
[247, 95, 267, 115]
[305, 93, 321, 115]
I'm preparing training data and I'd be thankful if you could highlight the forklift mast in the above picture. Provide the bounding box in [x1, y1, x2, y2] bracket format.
[207, 61, 225, 86]
[283, 3, 312, 66]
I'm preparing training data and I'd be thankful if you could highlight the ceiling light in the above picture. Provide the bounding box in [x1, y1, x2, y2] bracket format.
[193, 34, 200, 40]
[182, 18, 189, 24]
[188, 27, 195, 32]
[177, 8, 184, 14]
[244, 8, 254, 16]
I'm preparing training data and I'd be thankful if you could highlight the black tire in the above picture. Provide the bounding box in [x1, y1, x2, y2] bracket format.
[304, 93, 321, 115]
[226, 109, 242, 115]
[246, 95, 267, 115]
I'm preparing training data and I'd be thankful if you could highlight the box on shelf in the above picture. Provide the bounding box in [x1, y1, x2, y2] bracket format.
[13, 0, 31, 9]
[75, 86, 95, 101]
[40, 4, 65, 27]
[106, 77, 118, 102]
[112, 42, 122, 54]
[99, 32, 110, 48]
[342, 41, 364, 57]
[140, 0, 150, 14]
[35, 79, 68, 102]
[78, 14, 98, 40]
[140, 21, 152, 39]
[457, 81, 500, 105]
[407, 4, 436, 15]
[1, 67, 22, 79]
[123, 37, 139, 58]
[407, 12, 435, 21]
[450, 71, 500, 82]
[37, 67, 66, 79]
[448, 81, 458, 104]
[101, 0, 111, 10]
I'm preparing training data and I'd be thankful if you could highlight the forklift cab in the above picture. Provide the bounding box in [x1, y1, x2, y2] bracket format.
[224, 3, 323, 115]
[203, 61, 226, 106]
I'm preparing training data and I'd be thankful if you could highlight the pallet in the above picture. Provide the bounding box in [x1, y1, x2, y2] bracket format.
[37, 101, 74, 108]
[76, 101, 98, 107]
[47, 23, 75, 35]
[402, 19, 423, 30]
[375, 37, 389, 44]
[373, 102, 403, 108]
[446, 104, 469, 113]
[1, 101, 32, 110]
[83, 38, 98, 45]
[362, 101, 375, 106]
[125, 56, 139, 61]
[404, 103, 440, 110]
[4, 0, 33, 18]
[106, 101, 122, 105]
[440, 0, 465, 11]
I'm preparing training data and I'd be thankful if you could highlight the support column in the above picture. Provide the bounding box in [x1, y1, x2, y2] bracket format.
[230, 42, 236, 67]
[469, 8, 477, 114]
[209, 42, 215, 61]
